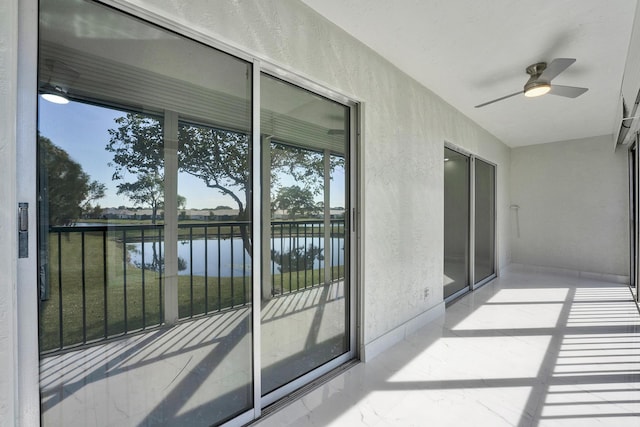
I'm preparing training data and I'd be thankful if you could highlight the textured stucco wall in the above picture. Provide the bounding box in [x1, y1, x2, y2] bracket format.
[1, 0, 513, 420]
[510, 135, 628, 276]
[108, 0, 511, 342]
[0, 0, 18, 425]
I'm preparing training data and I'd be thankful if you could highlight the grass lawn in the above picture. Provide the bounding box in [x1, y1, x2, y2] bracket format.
[40, 230, 344, 353]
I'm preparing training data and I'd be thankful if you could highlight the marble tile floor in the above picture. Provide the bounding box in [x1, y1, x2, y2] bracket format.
[254, 268, 640, 427]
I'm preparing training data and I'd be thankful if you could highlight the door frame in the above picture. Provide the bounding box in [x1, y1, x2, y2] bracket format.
[18, 1, 362, 425]
[255, 68, 360, 409]
[16, 0, 40, 424]
[472, 155, 498, 290]
[443, 142, 498, 304]
[444, 143, 471, 302]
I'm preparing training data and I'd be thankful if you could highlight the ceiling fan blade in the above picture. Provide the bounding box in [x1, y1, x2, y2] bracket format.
[549, 85, 588, 98]
[539, 58, 576, 81]
[474, 91, 521, 108]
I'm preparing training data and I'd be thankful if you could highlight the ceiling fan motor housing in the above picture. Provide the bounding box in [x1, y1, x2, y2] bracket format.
[524, 62, 550, 92]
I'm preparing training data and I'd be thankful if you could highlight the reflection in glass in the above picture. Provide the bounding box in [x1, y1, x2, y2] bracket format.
[444, 147, 469, 298]
[177, 121, 252, 319]
[38, 103, 165, 351]
[261, 74, 349, 395]
[474, 159, 496, 284]
[37, 0, 253, 425]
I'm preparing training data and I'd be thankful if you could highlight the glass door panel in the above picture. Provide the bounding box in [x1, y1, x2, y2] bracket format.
[474, 159, 496, 284]
[38, 103, 165, 351]
[37, 0, 253, 425]
[177, 120, 253, 318]
[444, 147, 470, 299]
[260, 74, 350, 395]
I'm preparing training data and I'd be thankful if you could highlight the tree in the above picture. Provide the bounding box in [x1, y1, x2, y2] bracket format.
[89, 204, 104, 219]
[107, 114, 184, 224]
[80, 180, 107, 218]
[273, 185, 317, 219]
[116, 172, 164, 223]
[178, 123, 253, 251]
[39, 136, 105, 225]
[106, 113, 165, 223]
[177, 195, 187, 210]
[271, 245, 324, 273]
[270, 143, 327, 197]
[106, 113, 337, 256]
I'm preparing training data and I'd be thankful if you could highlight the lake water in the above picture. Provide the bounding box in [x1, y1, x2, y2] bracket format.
[128, 236, 345, 277]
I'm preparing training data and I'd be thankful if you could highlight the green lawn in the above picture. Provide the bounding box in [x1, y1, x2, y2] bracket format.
[40, 230, 344, 353]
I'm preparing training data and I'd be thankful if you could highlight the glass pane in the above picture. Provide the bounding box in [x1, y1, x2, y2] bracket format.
[261, 74, 349, 395]
[177, 121, 252, 318]
[474, 159, 496, 283]
[38, 0, 253, 425]
[38, 103, 165, 351]
[444, 147, 469, 298]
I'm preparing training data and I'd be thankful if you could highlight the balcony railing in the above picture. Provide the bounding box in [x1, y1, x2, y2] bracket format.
[40, 220, 345, 355]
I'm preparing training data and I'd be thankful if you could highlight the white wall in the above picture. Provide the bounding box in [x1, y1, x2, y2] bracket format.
[1, 0, 512, 422]
[510, 135, 629, 276]
[106, 0, 510, 348]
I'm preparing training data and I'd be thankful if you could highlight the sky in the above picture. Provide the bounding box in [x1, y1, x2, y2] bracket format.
[38, 99, 345, 211]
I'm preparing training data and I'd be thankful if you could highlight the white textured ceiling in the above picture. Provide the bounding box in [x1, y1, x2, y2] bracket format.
[300, 0, 638, 147]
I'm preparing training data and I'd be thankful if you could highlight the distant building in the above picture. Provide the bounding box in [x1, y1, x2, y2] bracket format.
[209, 208, 240, 220]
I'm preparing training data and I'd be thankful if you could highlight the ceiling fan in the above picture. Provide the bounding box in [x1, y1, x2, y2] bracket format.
[475, 58, 588, 108]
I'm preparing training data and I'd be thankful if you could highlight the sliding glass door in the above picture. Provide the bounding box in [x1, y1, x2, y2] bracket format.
[260, 74, 351, 401]
[36, 0, 356, 425]
[474, 158, 496, 285]
[38, 1, 255, 425]
[444, 147, 470, 299]
[444, 146, 496, 301]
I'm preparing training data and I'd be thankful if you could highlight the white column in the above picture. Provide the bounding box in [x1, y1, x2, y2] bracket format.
[163, 110, 179, 325]
[324, 150, 331, 284]
[261, 135, 272, 300]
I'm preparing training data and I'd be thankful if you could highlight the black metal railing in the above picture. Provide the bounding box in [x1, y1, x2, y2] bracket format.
[40, 220, 345, 354]
[41, 224, 165, 354]
[270, 220, 345, 295]
[178, 221, 252, 319]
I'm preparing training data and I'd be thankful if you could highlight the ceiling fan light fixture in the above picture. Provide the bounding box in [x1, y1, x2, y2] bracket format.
[524, 82, 551, 98]
[40, 84, 69, 104]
